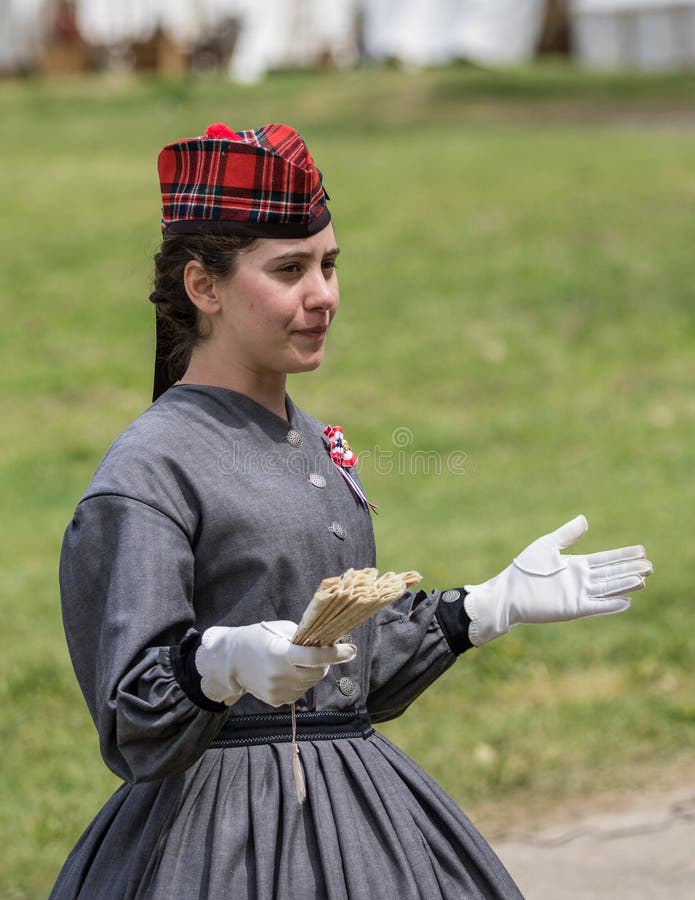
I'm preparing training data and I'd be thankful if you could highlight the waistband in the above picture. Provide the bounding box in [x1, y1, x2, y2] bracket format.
[208, 707, 374, 748]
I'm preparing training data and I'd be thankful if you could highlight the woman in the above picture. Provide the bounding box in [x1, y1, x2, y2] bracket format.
[51, 122, 652, 899]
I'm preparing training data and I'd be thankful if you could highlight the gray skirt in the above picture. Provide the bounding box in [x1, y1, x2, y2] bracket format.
[50, 726, 523, 899]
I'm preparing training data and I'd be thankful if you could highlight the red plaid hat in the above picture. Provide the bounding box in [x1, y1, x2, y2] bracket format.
[158, 122, 330, 237]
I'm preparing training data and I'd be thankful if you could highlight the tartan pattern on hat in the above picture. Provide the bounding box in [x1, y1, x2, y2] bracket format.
[158, 123, 330, 236]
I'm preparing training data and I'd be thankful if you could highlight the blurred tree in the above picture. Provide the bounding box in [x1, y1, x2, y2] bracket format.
[538, 0, 571, 54]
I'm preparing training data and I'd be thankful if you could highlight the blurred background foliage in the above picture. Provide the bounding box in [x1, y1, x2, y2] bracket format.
[1, 63, 694, 897]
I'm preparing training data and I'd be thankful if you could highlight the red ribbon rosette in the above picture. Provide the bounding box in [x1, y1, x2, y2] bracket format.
[323, 425, 378, 513]
[323, 425, 358, 469]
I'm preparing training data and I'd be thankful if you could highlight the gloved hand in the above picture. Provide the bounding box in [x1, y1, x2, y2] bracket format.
[464, 515, 653, 647]
[195, 620, 357, 707]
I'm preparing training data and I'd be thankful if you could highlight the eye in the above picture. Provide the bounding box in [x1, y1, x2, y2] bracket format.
[322, 258, 338, 272]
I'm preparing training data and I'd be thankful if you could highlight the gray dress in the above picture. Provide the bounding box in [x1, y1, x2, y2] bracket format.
[50, 385, 523, 900]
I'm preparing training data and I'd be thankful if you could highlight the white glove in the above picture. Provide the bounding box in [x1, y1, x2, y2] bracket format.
[195, 620, 357, 707]
[464, 515, 652, 647]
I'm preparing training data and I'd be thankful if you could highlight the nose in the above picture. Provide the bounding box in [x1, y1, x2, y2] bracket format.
[303, 266, 339, 313]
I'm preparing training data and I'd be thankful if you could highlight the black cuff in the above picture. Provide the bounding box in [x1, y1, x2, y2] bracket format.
[435, 588, 473, 656]
[170, 629, 227, 713]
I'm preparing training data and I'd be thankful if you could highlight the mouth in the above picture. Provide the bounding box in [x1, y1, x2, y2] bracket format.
[295, 326, 328, 340]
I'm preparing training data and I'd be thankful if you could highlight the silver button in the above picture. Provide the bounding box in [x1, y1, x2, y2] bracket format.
[286, 429, 303, 448]
[441, 589, 461, 604]
[338, 677, 355, 697]
[330, 521, 346, 540]
[308, 472, 326, 488]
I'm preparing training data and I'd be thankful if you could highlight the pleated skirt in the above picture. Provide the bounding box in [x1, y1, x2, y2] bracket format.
[50, 732, 523, 899]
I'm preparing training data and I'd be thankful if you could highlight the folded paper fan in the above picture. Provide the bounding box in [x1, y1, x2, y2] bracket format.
[292, 567, 422, 647]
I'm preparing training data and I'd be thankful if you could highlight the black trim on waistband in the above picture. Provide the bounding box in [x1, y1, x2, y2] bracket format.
[208, 707, 373, 748]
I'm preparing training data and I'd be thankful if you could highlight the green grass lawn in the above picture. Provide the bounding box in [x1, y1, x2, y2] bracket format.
[1, 63, 694, 897]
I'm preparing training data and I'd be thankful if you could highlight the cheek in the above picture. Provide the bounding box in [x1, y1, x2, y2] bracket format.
[250, 302, 295, 339]
[228, 278, 299, 337]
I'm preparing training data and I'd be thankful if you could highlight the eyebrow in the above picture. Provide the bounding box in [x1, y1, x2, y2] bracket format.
[268, 247, 340, 261]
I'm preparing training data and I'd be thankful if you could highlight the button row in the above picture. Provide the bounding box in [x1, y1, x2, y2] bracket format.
[286, 429, 346, 539]
[286, 425, 355, 695]
[288, 431, 327, 489]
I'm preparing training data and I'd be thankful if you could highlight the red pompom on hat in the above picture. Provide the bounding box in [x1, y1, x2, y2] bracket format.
[157, 121, 330, 239]
[204, 122, 242, 140]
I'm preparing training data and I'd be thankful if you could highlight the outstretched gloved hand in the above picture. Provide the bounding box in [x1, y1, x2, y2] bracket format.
[195, 620, 356, 707]
[464, 515, 653, 647]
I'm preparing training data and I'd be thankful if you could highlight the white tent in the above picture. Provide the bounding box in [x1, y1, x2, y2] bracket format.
[570, 0, 695, 70]
[228, 0, 359, 84]
[0, 0, 361, 78]
[74, 0, 359, 79]
[0, 0, 48, 72]
[75, 0, 240, 46]
[362, 0, 548, 68]
[229, 0, 549, 80]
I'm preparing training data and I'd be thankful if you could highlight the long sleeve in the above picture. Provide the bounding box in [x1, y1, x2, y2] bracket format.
[366, 586, 473, 723]
[60, 494, 227, 784]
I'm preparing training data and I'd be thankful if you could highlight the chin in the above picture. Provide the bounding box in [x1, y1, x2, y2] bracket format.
[289, 353, 324, 374]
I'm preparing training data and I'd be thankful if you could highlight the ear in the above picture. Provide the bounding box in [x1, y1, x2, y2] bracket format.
[183, 260, 221, 315]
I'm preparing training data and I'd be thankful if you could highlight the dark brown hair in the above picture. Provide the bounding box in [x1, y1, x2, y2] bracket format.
[149, 232, 258, 383]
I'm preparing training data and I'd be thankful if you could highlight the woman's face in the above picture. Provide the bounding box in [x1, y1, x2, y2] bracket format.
[211, 224, 340, 378]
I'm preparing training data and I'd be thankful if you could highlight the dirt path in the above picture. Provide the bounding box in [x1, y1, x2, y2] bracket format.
[491, 784, 695, 899]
